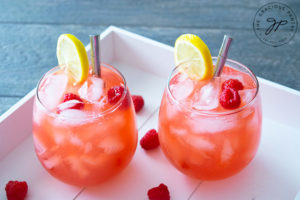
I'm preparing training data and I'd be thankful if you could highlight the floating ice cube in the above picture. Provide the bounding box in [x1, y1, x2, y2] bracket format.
[58, 109, 90, 125]
[192, 79, 221, 110]
[69, 134, 84, 146]
[33, 136, 46, 155]
[188, 113, 237, 134]
[67, 156, 89, 178]
[98, 136, 124, 154]
[84, 143, 93, 153]
[239, 89, 256, 105]
[169, 126, 187, 136]
[78, 76, 104, 102]
[53, 132, 65, 144]
[39, 73, 68, 110]
[222, 73, 244, 84]
[170, 73, 195, 101]
[57, 100, 83, 112]
[184, 135, 215, 151]
[221, 139, 233, 163]
[81, 154, 106, 166]
[43, 155, 61, 170]
[164, 99, 180, 120]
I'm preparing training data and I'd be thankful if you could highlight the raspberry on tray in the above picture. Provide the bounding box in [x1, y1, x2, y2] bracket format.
[5, 180, 28, 200]
[147, 183, 170, 200]
[132, 95, 144, 113]
[140, 129, 160, 150]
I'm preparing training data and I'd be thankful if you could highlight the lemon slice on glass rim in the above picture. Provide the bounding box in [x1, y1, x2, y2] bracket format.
[56, 34, 89, 83]
[174, 34, 214, 80]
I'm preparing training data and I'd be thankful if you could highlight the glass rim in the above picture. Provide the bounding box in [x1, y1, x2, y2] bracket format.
[35, 63, 128, 120]
[166, 57, 260, 116]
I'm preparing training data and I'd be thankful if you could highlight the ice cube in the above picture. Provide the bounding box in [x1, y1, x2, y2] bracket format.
[98, 136, 124, 154]
[67, 156, 89, 178]
[222, 73, 244, 84]
[57, 109, 90, 125]
[69, 134, 84, 146]
[170, 73, 195, 101]
[39, 73, 68, 110]
[54, 132, 65, 144]
[78, 76, 104, 102]
[84, 143, 93, 153]
[33, 136, 46, 155]
[239, 89, 256, 105]
[81, 154, 106, 166]
[188, 113, 237, 134]
[169, 126, 187, 136]
[221, 139, 233, 163]
[43, 155, 61, 170]
[57, 100, 83, 112]
[184, 135, 215, 151]
[164, 98, 179, 120]
[192, 79, 221, 110]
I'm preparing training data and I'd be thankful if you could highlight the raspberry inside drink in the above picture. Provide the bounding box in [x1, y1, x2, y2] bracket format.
[32, 64, 137, 186]
[158, 58, 262, 180]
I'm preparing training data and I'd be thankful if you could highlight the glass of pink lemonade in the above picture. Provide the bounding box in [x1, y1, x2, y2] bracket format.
[158, 58, 262, 180]
[32, 63, 137, 186]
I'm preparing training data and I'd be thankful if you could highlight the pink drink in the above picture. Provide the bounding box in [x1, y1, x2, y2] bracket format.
[32, 64, 137, 186]
[158, 58, 262, 180]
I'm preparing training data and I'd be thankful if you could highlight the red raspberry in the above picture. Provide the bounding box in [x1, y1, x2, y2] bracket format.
[63, 93, 82, 102]
[140, 129, 160, 150]
[219, 88, 241, 109]
[107, 86, 125, 104]
[147, 183, 170, 200]
[132, 95, 144, 113]
[5, 180, 28, 200]
[222, 79, 244, 91]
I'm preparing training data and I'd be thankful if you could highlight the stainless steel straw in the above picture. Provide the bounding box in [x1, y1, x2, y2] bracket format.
[89, 35, 101, 77]
[213, 35, 233, 77]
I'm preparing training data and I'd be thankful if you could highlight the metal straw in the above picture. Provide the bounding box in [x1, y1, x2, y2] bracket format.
[89, 35, 101, 77]
[213, 35, 233, 77]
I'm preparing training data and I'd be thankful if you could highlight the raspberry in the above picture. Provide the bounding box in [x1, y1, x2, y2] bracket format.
[57, 93, 84, 113]
[5, 180, 28, 200]
[107, 86, 125, 104]
[222, 79, 244, 91]
[132, 95, 144, 112]
[219, 88, 241, 109]
[147, 183, 170, 200]
[63, 93, 82, 102]
[140, 129, 160, 150]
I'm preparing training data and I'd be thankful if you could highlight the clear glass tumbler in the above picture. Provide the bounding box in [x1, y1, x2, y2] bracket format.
[32, 64, 138, 186]
[158, 58, 262, 180]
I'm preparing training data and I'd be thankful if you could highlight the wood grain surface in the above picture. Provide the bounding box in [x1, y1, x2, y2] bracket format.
[0, 0, 299, 115]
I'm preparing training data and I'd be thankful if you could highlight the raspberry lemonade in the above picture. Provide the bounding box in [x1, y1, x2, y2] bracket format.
[158, 34, 262, 180]
[32, 34, 137, 186]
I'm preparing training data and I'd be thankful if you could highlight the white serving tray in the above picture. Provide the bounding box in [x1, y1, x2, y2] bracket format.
[1, 26, 300, 200]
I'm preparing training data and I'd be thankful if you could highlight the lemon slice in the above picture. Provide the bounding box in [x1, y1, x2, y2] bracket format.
[174, 34, 214, 80]
[57, 34, 89, 83]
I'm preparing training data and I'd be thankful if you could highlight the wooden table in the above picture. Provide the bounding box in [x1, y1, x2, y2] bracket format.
[0, 0, 299, 115]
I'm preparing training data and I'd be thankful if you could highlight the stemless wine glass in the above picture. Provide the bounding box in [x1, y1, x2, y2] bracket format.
[32, 63, 137, 186]
[158, 58, 262, 180]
